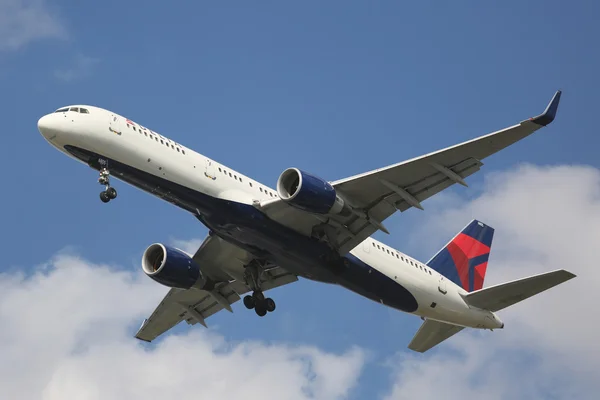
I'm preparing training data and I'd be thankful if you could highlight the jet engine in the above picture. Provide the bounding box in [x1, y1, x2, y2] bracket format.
[276, 168, 352, 216]
[142, 243, 211, 290]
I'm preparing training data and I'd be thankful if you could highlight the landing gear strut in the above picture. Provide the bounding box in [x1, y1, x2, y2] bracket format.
[243, 261, 277, 317]
[98, 167, 117, 203]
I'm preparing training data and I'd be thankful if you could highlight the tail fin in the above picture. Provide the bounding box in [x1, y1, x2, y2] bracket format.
[427, 220, 494, 292]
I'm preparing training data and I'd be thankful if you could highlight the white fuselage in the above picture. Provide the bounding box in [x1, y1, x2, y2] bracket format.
[37, 105, 503, 330]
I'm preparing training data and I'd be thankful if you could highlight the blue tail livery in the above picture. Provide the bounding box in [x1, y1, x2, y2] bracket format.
[427, 220, 494, 292]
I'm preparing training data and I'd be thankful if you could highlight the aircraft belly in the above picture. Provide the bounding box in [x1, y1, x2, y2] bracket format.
[63, 145, 418, 311]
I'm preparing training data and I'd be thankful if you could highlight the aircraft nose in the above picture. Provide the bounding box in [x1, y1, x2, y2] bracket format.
[38, 114, 58, 139]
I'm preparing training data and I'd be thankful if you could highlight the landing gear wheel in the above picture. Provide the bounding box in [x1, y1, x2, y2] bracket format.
[244, 263, 277, 317]
[98, 167, 117, 203]
[265, 298, 276, 312]
[255, 304, 267, 317]
[106, 187, 117, 199]
[252, 291, 265, 302]
[243, 295, 255, 309]
[100, 191, 110, 203]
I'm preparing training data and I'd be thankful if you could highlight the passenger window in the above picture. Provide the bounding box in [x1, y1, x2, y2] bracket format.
[177, 148, 180, 152]
[372, 242, 375, 247]
[171, 144, 175, 149]
[155, 137, 158, 142]
[160, 140, 164, 144]
[239, 177, 243, 182]
[377, 245, 380, 249]
[396, 254, 399, 258]
[229, 172, 232, 177]
[219, 168, 222, 172]
[249, 182, 253, 187]
[260, 188, 263, 192]
[182, 150, 186, 155]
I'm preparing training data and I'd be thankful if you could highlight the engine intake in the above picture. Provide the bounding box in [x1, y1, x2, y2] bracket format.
[142, 243, 210, 290]
[277, 168, 351, 216]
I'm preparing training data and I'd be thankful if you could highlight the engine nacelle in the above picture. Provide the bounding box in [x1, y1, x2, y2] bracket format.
[142, 243, 211, 290]
[276, 168, 352, 216]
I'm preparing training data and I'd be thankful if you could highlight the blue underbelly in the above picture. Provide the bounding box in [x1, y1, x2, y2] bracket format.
[64, 145, 418, 313]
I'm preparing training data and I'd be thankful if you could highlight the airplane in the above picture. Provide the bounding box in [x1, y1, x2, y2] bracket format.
[37, 90, 575, 352]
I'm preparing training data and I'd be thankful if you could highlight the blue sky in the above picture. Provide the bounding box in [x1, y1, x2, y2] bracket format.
[1, 1, 599, 398]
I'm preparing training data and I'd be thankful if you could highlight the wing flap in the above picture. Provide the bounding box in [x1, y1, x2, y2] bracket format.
[134, 281, 242, 342]
[462, 269, 576, 312]
[408, 319, 465, 353]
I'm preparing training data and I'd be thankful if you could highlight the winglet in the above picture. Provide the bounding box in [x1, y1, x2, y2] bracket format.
[529, 90, 562, 126]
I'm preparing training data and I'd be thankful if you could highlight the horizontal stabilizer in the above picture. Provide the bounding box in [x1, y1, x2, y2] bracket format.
[462, 269, 576, 312]
[408, 319, 465, 353]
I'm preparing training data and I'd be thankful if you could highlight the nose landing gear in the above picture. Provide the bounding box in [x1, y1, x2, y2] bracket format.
[98, 167, 118, 203]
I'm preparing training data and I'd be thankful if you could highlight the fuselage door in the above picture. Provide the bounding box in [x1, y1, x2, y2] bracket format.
[362, 240, 371, 253]
[109, 114, 122, 135]
[438, 275, 448, 294]
[204, 158, 216, 180]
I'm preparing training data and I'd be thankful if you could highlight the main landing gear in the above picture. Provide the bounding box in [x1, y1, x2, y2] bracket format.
[243, 261, 277, 317]
[243, 291, 276, 317]
[98, 167, 118, 203]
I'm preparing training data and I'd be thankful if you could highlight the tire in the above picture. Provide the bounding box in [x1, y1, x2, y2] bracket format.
[100, 192, 110, 203]
[243, 295, 255, 309]
[252, 291, 265, 302]
[106, 187, 117, 199]
[255, 305, 267, 317]
[265, 298, 276, 312]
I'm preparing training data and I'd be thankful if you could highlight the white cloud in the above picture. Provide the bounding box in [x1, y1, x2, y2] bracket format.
[0, 252, 365, 399]
[171, 237, 204, 255]
[4, 163, 599, 399]
[384, 164, 600, 399]
[54, 54, 99, 82]
[0, 0, 66, 51]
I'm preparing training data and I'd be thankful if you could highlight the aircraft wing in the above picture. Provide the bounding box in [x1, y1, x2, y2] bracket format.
[134, 234, 298, 342]
[408, 319, 465, 353]
[260, 91, 561, 254]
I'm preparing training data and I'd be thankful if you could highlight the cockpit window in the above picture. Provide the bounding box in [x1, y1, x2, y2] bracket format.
[55, 107, 90, 114]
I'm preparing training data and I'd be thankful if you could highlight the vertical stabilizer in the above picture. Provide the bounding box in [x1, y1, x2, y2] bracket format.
[427, 220, 494, 292]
